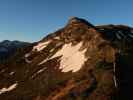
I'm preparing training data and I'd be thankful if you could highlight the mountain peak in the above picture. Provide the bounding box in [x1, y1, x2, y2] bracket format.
[67, 17, 95, 28]
[1, 18, 133, 99]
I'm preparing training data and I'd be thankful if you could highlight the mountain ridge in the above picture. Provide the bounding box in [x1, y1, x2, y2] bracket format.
[0, 17, 133, 100]
[0, 40, 30, 63]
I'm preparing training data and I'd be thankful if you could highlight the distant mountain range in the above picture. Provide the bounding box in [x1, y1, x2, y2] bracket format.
[0, 17, 133, 100]
[0, 40, 30, 63]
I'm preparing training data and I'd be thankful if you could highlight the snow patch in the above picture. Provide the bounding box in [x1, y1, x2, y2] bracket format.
[54, 36, 60, 40]
[50, 48, 55, 52]
[25, 58, 32, 63]
[0, 69, 6, 73]
[51, 42, 87, 72]
[9, 72, 15, 75]
[113, 63, 117, 88]
[0, 83, 18, 94]
[38, 58, 49, 65]
[37, 68, 47, 74]
[31, 67, 47, 78]
[116, 33, 122, 40]
[32, 40, 51, 51]
[25, 53, 31, 58]
[99, 28, 104, 31]
[118, 31, 125, 37]
[128, 33, 133, 38]
[24, 53, 32, 63]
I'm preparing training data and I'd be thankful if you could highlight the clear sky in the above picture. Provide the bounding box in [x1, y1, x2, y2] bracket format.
[0, 0, 133, 42]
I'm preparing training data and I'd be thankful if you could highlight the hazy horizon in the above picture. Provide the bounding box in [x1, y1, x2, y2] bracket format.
[0, 0, 133, 42]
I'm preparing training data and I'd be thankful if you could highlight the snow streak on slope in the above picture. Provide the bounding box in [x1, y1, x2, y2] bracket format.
[0, 83, 18, 94]
[50, 42, 87, 72]
[24, 53, 32, 63]
[32, 40, 51, 51]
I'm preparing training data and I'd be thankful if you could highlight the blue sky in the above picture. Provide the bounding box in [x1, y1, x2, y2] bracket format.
[0, 0, 133, 42]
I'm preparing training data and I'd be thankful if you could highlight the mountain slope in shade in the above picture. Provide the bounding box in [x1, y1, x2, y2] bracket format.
[0, 17, 133, 100]
[0, 40, 30, 63]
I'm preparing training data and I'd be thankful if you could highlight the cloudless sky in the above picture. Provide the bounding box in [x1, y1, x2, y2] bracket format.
[0, 0, 133, 42]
